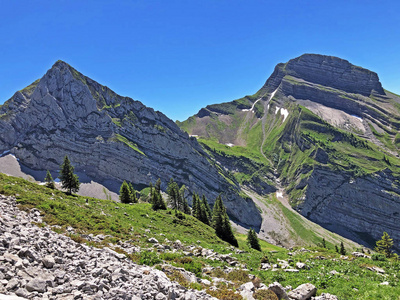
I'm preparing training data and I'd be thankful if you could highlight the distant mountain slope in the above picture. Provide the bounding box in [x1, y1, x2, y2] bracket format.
[0, 61, 261, 227]
[179, 54, 400, 251]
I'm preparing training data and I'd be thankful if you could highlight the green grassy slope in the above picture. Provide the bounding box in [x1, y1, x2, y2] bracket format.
[1, 172, 399, 299]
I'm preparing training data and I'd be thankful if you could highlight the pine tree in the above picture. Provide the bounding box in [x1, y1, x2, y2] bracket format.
[167, 178, 179, 210]
[155, 178, 161, 194]
[179, 185, 191, 214]
[212, 195, 238, 247]
[44, 170, 55, 189]
[375, 232, 394, 258]
[119, 181, 131, 204]
[201, 195, 212, 221]
[340, 241, 346, 255]
[59, 155, 80, 195]
[151, 188, 166, 210]
[128, 182, 138, 203]
[247, 228, 261, 251]
[322, 238, 326, 249]
[192, 194, 201, 219]
[199, 200, 210, 225]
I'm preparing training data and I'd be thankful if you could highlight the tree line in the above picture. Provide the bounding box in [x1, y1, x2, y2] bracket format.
[45, 156, 264, 249]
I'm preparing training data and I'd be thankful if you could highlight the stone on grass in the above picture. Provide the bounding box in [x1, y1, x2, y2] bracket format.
[288, 283, 316, 300]
[268, 281, 289, 300]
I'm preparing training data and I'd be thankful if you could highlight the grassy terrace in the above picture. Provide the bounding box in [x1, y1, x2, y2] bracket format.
[1, 173, 399, 299]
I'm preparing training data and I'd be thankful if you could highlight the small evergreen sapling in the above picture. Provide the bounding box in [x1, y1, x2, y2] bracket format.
[44, 170, 55, 189]
[375, 231, 394, 258]
[119, 181, 132, 204]
[247, 228, 261, 251]
[151, 179, 166, 210]
[340, 241, 346, 255]
[59, 155, 80, 195]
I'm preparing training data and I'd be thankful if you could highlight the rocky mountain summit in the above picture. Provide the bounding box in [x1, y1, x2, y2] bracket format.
[0, 61, 261, 227]
[179, 53, 400, 251]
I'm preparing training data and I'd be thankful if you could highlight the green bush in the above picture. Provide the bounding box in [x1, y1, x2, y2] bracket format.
[372, 253, 387, 261]
[184, 261, 203, 277]
[160, 252, 181, 261]
[139, 251, 161, 266]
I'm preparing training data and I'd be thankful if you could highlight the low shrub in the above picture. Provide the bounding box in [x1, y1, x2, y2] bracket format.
[253, 289, 279, 300]
[139, 251, 161, 266]
[372, 253, 387, 261]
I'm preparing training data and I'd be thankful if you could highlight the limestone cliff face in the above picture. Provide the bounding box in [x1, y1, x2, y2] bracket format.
[0, 61, 261, 227]
[297, 167, 400, 251]
[263, 54, 384, 96]
[178, 53, 400, 249]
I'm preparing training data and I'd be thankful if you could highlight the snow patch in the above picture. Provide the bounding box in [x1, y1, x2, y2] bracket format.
[269, 89, 278, 101]
[280, 108, 289, 122]
[276, 191, 283, 198]
[225, 143, 234, 147]
[274, 107, 289, 122]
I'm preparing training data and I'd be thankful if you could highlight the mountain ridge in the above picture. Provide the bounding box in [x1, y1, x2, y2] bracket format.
[178, 53, 400, 251]
[0, 60, 262, 228]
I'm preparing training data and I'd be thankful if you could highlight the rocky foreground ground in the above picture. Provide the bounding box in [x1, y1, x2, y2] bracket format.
[0, 194, 340, 300]
[0, 195, 215, 299]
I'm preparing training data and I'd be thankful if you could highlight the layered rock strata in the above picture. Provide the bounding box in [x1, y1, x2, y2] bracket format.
[297, 167, 400, 251]
[0, 61, 261, 227]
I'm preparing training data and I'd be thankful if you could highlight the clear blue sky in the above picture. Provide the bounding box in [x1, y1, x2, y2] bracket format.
[1, 0, 400, 121]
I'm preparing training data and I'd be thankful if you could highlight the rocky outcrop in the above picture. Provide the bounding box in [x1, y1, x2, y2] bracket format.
[264, 54, 384, 97]
[0, 194, 216, 299]
[297, 167, 400, 251]
[0, 61, 261, 227]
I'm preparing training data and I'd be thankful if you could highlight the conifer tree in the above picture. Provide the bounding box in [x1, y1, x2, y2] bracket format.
[247, 228, 261, 251]
[375, 232, 394, 258]
[340, 241, 346, 255]
[44, 170, 55, 189]
[59, 155, 80, 195]
[179, 185, 191, 214]
[322, 238, 326, 249]
[192, 194, 201, 219]
[212, 195, 238, 247]
[199, 200, 210, 225]
[119, 181, 131, 204]
[167, 178, 179, 210]
[151, 187, 166, 210]
[128, 182, 138, 203]
[202, 195, 212, 221]
[155, 178, 161, 194]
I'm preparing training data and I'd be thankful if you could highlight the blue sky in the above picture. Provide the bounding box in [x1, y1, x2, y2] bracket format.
[1, 0, 400, 121]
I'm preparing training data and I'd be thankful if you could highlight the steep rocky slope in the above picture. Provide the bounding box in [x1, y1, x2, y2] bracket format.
[0, 61, 261, 227]
[179, 54, 400, 251]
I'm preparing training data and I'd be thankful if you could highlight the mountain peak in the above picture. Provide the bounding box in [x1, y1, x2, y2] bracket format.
[281, 53, 384, 96]
[52, 59, 71, 69]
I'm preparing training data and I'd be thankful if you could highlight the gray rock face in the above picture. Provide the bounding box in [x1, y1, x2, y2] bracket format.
[0, 61, 261, 227]
[264, 54, 384, 97]
[297, 167, 400, 251]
